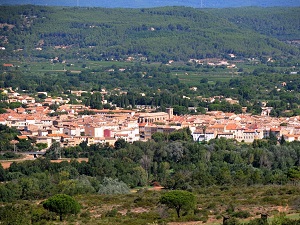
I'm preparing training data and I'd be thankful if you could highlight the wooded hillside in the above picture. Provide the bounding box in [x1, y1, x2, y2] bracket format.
[0, 6, 299, 62]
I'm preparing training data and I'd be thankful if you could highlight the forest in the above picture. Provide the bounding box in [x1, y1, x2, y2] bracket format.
[0, 6, 299, 62]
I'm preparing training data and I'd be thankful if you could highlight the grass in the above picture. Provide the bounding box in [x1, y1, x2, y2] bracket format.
[170, 68, 240, 85]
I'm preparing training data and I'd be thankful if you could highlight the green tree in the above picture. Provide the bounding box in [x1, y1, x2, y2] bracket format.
[151, 132, 166, 142]
[160, 190, 196, 218]
[114, 138, 127, 150]
[287, 166, 300, 184]
[0, 164, 6, 182]
[43, 194, 81, 221]
[44, 142, 61, 159]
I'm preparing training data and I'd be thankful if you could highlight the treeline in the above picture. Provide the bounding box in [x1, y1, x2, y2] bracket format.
[0, 5, 299, 62]
[1, 127, 300, 202]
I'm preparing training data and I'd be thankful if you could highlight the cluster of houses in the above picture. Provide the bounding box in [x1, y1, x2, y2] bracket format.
[1, 91, 300, 150]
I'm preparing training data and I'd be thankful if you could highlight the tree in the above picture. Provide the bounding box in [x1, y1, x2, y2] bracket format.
[114, 138, 127, 150]
[43, 194, 81, 221]
[44, 142, 61, 159]
[151, 132, 166, 142]
[160, 190, 196, 218]
[0, 164, 6, 182]
[287, 166, 300, 185]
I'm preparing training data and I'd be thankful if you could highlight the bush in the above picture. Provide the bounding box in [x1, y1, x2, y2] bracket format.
[80, 211, 91, 219]
[105, 208, 120, 217]
[0, 152, 21, 160]
[248, 218, 268, 225]
[225, 217, 241, 225]
[98, 177, 130, 195]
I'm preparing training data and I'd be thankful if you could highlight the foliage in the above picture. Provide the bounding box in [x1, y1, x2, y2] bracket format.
[44, 141, 61, 159]
[0, 152, 21, 160]
[287, 166, 300, 184]
[160, 190, 196, 218]
[98, 177, 130, 195]
[0, 125, 19, 151]
[1, 6, 299, 63]
[43, 194, 81, 221]
[0, 204, 31, 225]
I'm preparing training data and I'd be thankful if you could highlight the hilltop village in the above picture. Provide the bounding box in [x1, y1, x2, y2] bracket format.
[1, 89, 300, 150]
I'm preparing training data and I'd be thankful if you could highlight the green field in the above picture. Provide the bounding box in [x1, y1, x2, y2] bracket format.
[171, 70, 240, 85]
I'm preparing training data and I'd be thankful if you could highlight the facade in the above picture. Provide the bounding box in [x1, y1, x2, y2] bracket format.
[137, 112, 169, 123]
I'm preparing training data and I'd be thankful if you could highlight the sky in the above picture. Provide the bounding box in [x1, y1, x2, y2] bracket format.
[1, 0, 300, 8]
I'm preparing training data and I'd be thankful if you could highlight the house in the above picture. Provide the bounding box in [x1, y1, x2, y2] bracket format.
[38, 129, 48, 136]
[6, 117, 27, 129]
[192, 129, 215, 142]
[63, 125, 81, 136]
[36, 136, 52, 148]
[270, 128, 281, 138]
[283, 134, 300, 142]
[3, 63, 13, 67]
[209, 124, 225, 132]
[25, 116, 35, 125]
[242, 130, 263, 143]
[62, 136, 86, 147]
[84, 124, 104, 137]
[0, 117, 6, 125]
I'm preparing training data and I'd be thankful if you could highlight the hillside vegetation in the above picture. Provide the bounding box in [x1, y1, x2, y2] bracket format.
[0, 129, 300, 224]
[0, 6, 299, 62]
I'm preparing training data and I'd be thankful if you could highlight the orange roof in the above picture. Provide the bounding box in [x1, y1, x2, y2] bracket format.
[47, 134, 67, 137]
[270, 128, 281, 131]
[17, 135, 28, 139]
[139, 123, 148, 127]
[3, 63, 13, 67]
[225, 124, 237, 130]
[210, 124, 225, 129]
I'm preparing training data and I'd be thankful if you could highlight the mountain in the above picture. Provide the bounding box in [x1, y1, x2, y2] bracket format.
[1, 0, 300, 8]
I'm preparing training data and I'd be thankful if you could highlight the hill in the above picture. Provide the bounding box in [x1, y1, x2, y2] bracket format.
[0, 5, 299, 62]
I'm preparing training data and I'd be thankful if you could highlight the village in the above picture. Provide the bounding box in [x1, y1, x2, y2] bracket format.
[1, 88, 300, 151]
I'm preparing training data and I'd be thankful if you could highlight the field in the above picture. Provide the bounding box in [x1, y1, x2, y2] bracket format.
[171, 69, 240, 85]
[1, 59, 135, 74]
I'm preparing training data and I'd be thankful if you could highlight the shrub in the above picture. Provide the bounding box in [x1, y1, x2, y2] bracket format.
[105, 208, 120, 217]
[98, 177, 130, 195]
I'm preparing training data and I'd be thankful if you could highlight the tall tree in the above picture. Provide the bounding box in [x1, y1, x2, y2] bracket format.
[43, 194, 81, 221]
[160, 190, 196, 218]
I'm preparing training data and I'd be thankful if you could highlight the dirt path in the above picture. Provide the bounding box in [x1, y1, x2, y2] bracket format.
[0, 154, 35, 169]
[0, 156, 88, 169]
